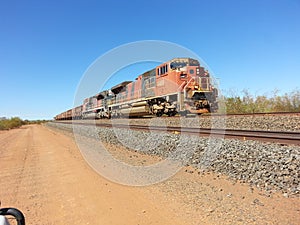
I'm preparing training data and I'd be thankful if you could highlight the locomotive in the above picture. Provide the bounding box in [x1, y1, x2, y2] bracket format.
[55, 58, 218, 120]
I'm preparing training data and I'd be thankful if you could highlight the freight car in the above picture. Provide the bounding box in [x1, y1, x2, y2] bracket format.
[55, 105, 82, 120]
[55, 58, 218, 120]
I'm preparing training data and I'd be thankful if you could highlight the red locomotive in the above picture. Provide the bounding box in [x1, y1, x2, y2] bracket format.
[55, 58, 218, 120]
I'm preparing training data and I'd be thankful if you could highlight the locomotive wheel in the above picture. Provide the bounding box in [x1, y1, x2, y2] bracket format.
[156, 111, 163, 117]
[167, 111, 177, 117]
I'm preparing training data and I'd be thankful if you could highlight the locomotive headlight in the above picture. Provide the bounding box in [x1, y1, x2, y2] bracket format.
[194, 85, 199, 90]
[196, 68, 200, 75]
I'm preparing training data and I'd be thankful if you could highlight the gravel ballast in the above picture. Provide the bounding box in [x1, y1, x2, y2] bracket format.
[82, 114, 300, 132]
[47, 121, 300, 196]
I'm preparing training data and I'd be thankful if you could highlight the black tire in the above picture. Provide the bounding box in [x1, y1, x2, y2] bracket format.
[0, 208, 25, 225]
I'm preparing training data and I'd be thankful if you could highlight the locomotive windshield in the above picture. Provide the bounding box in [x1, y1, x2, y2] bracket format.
[170, 62, 187, 69]
[170, 58, 200, 69]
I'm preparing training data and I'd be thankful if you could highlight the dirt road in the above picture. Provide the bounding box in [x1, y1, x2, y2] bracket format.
[0, 125, 186, 224]
[0, 125, 299, 225]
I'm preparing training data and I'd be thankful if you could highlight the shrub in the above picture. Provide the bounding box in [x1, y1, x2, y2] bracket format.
[221, 88, 300, 114]
[0, 117, 25, 130]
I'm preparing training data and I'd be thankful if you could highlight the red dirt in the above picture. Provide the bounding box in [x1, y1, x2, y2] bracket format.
[0, 125, 299, 224]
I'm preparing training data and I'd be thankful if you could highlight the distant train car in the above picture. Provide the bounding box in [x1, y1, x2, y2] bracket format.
[55, 58, 218, 120]
[82, 96, 98, 119]
[72, 105, 83, 119]
[66, 109, 72, 120]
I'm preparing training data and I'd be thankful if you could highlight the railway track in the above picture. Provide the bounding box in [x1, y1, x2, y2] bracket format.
[54, 121, 300, 145]
[203, 111, 300, 117]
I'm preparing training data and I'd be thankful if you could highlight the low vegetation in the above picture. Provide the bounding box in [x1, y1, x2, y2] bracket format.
[220, 89, 300, 114]
[0, 117, 24, 130]
[0, 117, 49, 130]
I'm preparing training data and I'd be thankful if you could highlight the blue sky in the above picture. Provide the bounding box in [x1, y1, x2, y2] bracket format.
[0, 0, 299, 119]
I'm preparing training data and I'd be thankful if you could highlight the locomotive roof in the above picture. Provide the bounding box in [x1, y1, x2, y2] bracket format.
[95, 90, 108, 99]
[111, 81, 132, 94]
[141, 68, 156, 78]
[169, 58, 200, 65]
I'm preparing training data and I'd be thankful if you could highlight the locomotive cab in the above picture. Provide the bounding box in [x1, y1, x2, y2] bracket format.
[156, 58, 218, 114]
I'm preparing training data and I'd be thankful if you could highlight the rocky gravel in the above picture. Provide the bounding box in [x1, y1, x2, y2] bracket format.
[92, 114, 300, 132]
[47, 121, 300, 196]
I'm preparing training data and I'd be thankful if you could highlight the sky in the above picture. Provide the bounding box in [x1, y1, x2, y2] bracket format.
[0, 0, 299, 120]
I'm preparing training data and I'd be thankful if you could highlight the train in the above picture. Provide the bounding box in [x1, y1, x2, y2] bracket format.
[55, 58, 219, 120]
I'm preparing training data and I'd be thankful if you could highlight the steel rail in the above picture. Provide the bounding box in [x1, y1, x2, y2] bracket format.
[202, 111, 300, 117]
[54, 121, 300, 145]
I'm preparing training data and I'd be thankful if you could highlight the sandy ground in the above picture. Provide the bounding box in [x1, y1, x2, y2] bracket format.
[0, 125, 299, 225]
